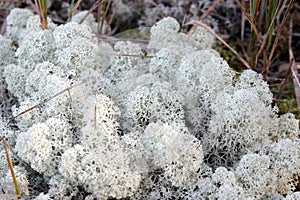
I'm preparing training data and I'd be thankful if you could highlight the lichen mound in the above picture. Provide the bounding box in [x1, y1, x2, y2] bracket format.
[0, 9, 299, 200]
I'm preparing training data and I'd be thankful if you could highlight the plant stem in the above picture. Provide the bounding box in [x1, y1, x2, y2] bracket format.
[35, 0, 48, 30]
[2, 138, 22, 199]
[68, 0, 75, 22]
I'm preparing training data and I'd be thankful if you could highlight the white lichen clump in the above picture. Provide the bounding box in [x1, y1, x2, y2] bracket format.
[0, 8, 299, 200]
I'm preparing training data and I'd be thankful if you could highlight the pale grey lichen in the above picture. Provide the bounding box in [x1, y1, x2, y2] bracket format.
[284, 192, 300, 200]
[3, 64, 28, 100]
[250, 139, 300, 195]
[273, 113, 299, 140]
[0, 149, 8, 180]
[149, 48, 182, 84]
[235, 69, 273, 105]
[1, 166, 29, 197]
[0, 35, 16, 66]
[80, 94, 121, 147]
[5, 8, 34, 41]
[0, 10, 299, 200]
[235, 153, 277, 199]
[59, 133, 142, 199]
[139, 122, 204, 187]
[175, 49, 234, 137]
[71, 10, 111, 34]
[0, 37, 17, 117]
[204, 87, 276, 168]
[53, 22, 96, 50]
[16, 29, 56, 69]
[23, 15, 57, 33]
[25, 61, 68, 97]
[71, 11, 98, 33]
[124, 82, 185, 132]
[15, 117, 73, 176]
[148, 17, 214, 52]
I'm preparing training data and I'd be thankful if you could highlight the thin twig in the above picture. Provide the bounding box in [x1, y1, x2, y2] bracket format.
[186, 20, 251, 69]
[252, 0, 262, 22]
[72, 0, 83, 17]
[187, 0, 222, 36]
[235, 0, 263, 42]
[288, 17, 300, 111]
[105, 0, 121, 34]
[255, 0, 284, 72]
[98, 1, 105, 33]
[267, 0, 294, 70]
[104, 0, 112, 24]
[79, 0, 104, 24]
[8, 83, 81, 125]
[3, 140, 32, 169]
[240, 0, 250, 61]
[111, 53, 153, 58]
[66, 84, 82, 127]
[34, 0, 42, 24]
[2, 138, 22, 199]
[34, 0, 48, 30]
[275, 62, 292, 100]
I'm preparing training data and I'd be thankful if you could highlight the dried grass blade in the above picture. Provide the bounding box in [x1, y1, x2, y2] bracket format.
[105, 0, 120, 34]
[72, 0, 83, 18]
[236, 0, 262, 42]
[2, 138, 21, 199]
[288, 18, 300, 111]
[255, 0, 284, 71]
[98, 1, 105, 33]
[253, 0, 261, 21]
[8, 83, 81, 125]
[187, 0, 222, 36]
[79, 0, 104, 24]
[34, 0, 48, 29]
[264, 0, 294, 80]
[186, 20, 251, 69]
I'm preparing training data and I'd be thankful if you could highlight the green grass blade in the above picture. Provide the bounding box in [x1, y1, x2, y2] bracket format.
[67, 0, 75, 22]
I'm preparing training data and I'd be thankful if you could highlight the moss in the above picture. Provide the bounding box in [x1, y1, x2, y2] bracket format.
[273, 83, 300, 118]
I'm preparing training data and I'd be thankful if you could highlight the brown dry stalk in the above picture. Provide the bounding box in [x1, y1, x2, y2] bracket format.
[255, 0, 284, 73]
[72, 0, 83, 17]
[98, 0, 112, 34]
[240, 0, 250, 61]
[186, 20, 251, 69]
[34, 0, 48, 30]
[288, 17, 300, 111]
[253, 0, 262, 22]
[2, 138, 21, 199]
[235, 0, 263, 43]
[79, 0, 104, 24]
[104, 0, 112, 22]
[98, 1, 105, 33]
[266, 0, 294, 77]
[8, 83, 81, 125]
[187, 0, 222, 36]
[275, 62, 293, 100]
[105, 0, 121, 34]
[111, 53, 153, 58]
[34, 0, 42, 25]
